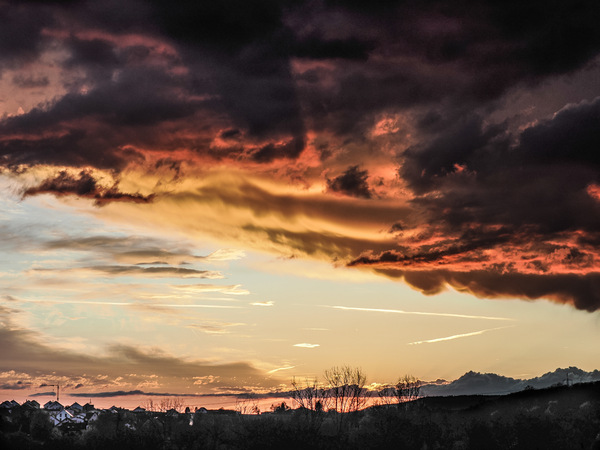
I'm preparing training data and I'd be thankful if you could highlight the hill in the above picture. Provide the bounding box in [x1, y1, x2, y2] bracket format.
[420, 366, 600, 396]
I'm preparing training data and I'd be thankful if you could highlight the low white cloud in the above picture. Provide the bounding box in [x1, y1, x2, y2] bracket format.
[173, 284, 250, 295]
[293, 343, 320, 348]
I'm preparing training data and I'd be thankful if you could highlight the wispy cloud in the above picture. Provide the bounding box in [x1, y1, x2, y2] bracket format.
[267, 365, 296, 374]
[293, 343, 320, 348]
[173, 284, 250, 295]
[15, 298, 241, 309]
[326, 305, 514, 321]
[30, 266, 223, 279]
[407, 326, 516, 345]
[188, 322, 245, 335]
[250, 301, 274, 307]
[206, 249, 246, 261]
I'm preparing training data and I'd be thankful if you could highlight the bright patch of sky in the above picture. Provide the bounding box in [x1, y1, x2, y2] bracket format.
[1, 175, 599, 387]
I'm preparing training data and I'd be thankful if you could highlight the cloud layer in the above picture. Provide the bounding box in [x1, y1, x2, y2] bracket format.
[2, 0, 600, 311]
[0, 304, 278, 395]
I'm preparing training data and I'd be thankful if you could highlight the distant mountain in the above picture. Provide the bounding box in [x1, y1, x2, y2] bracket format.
[421, 367, 600, 397]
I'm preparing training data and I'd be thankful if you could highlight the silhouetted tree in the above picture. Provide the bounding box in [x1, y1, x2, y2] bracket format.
[28, 410, 53, 440]
[270, 401, 291, 413]
[323, 365, 367, 414]
[291, 377, 330, 411]
[235, 396, 260, 415]
[395, 374, 421, 406]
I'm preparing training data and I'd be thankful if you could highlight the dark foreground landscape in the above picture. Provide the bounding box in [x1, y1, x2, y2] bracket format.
[2, 381, 600, 450]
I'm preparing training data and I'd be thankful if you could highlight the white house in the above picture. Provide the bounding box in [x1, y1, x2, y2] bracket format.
[71, 412, 87, 424]
[49, 409, 74, 426]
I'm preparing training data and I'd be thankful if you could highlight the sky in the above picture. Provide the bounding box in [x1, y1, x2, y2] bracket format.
[1, 0, 600, 409]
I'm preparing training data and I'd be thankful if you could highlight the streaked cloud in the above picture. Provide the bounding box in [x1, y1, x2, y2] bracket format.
[267, 365, 296, 374]
[407, 326, 516, 345]
[14, 298, 241, 309]
[206, 249, 246, 261]
[326, 305, 514, 321]
[29, 265, 223, 279]
[188, 322, 245, 335]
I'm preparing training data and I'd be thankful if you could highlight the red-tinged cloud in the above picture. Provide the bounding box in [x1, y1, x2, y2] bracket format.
[22, 170, 154, 205]
[2, 1, 600, 312]
[365, 269, 600, 313]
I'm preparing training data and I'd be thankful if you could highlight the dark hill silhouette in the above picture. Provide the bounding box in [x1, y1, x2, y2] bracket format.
[421, 366, 600, 396]
[414, 379, 600, 414]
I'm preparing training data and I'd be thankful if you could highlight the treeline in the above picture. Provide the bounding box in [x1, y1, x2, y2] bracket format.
[2, 395, 599, 450]
[1, 366, 599, 449]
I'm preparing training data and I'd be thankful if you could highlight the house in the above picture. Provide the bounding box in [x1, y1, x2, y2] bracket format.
[82, 402, 95, 412]
[0, 400, 17, 410]
[66, 402, 83, 414]
[71, 412, 87, 424]
[49, 408, 74, 426]
[23, 400, 40, 409]
[44, 400, 64, 411]
[86, 411, 100, 425]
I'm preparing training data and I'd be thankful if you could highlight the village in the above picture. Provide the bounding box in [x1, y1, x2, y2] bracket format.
[1, 379, 600, 449]
[0, 398, 226, 436]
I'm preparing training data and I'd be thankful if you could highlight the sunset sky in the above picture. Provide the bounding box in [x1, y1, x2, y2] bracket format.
[1, 0, 600, 408]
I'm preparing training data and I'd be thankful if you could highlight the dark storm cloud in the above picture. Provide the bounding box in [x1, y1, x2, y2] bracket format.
[294, 0, 600, 137]
[291, 36, 373, 60]
[518, 97, 600, 166]
[0, 3, 54, 72]
[3, 69, 197, 129]
[368, 269, 600, 312]
[147, 0, 290, 51]
[402, 97, 600, 234]
[327, 165, 372, 198]
[12, 74, 50, 89]
[147, 0, 309, 156]
[0, 63, 203, 170]
[2, 0, 599, 171]
[23, 170, 154, 205]
[346, 96, 600, 310]
[2, 0, 600, 312]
